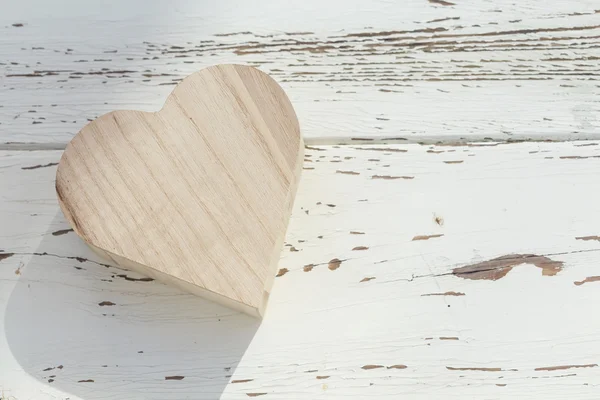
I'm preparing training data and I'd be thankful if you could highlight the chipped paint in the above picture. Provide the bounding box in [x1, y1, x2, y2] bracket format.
[328, 258, 342, 270]
[276, 268, 289, 277]
[421, 291, 465, 296]
[98, 301, 115, 306]
[574, 276, 600, 286]
[576, 236, 600, 242]
[534, 373, 577, 379]
[428, 0, 456, 6]
[362, 365, 384, 370]
[246, 393, 267, 397]
[78, 379, 94, 383]
[447, 367, 502, 372]
[534, 364, 597, 371]
[336, 170, 360, 175]
[354, 147, 407, 153]
[52, 228, 73, 236]
[115, 274, 154, 282]
[316, 376, 330, 379]
[4, 12, 600, 146]
[350, 231, 365, 235]
[165, 375, 185, 380]
[360, 277, 376, 282]
[439, 337, 459, 340]
[0, 253, 15, 261]
[560, 155, 600, 159]
[303, 264, 315, 272]
[387, 365, 407, 369]
[412, 234, 444, 241]
[4, 29, 600, 395]
[443, 160, 464, 164]
[372, 175, 414, 180]
[231, 379, 254, 383]
[352, 246, 369, 251]
[453, 254, 563, 280]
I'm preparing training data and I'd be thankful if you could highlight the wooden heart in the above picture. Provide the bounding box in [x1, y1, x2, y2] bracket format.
[56, 64, 303, 317]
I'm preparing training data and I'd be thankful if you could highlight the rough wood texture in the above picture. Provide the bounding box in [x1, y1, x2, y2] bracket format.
[2, 142, 600, 399]
[2, 0, 600, 146]
[55, 64, 303, 317]
[3, 0, 600, 397]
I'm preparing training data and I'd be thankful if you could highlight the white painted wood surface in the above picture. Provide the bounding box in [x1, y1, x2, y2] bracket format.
[2, 0, 600, 145]
[3, 1, 600, 397]
[2, 143, 600, 399]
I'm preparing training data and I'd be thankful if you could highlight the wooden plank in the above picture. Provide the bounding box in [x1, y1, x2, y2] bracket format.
[1, 0, 600, 146]
[2, 142, 600, 399]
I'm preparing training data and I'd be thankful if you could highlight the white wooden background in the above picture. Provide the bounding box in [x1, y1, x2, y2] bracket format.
[2, 1, 600, 399]
[1, 0, 600, 146]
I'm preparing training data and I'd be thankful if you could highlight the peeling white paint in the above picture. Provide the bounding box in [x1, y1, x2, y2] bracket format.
[1, 0, 599, 145]
[1, 142, 600, 398]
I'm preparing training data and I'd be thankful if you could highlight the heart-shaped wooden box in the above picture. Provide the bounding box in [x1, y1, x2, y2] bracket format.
[56, 64, 303, 317]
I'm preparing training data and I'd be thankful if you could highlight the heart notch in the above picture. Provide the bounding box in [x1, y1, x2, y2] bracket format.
[56, 64, 303, 317]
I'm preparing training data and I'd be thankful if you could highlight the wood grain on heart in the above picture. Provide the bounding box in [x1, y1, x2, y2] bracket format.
[55, 64, 303, 317]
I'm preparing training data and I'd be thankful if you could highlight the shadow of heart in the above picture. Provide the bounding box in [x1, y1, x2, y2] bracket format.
[4, 211, 260, 400]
